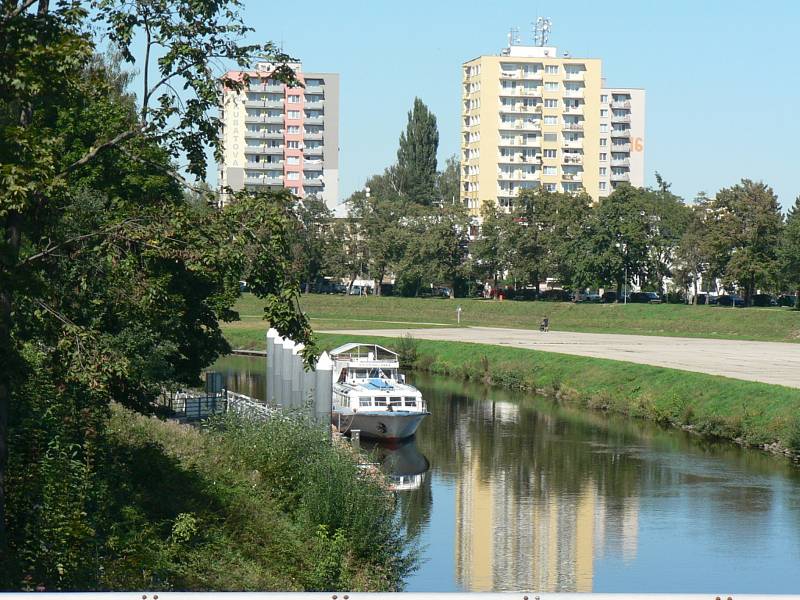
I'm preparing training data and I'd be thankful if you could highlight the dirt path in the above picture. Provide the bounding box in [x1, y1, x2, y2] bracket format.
[320, 326, 800, 389]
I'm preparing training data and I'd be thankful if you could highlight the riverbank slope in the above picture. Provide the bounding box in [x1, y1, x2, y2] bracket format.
[317, 333, 800, 457]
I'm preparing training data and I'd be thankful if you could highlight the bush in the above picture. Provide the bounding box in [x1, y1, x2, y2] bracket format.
[395, 334, 419, 368]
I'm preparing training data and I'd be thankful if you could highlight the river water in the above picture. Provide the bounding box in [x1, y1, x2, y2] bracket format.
[212, 355, 800, 593]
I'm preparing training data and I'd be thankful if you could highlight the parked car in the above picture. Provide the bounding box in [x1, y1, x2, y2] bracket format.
[539, 289, 572, 302]
[751, 293, 778, 307]
[349, 285, 371, 296]
[511, 288, 539, 301]
[778, 294, 798, 308]
[629, 291, 662, 304]
[717, 294, 745, 307]
[601, 291, 618, 303]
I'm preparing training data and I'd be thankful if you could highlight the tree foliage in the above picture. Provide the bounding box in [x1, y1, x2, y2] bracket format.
[396, 97, 439, 204]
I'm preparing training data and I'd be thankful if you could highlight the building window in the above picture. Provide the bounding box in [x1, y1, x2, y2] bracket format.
[543, 149, 557, 158]
[600, 109, 608, 117]
[544, 115, 557, 125]
[544, 98, 558, 108]
[543, 133, 557, 141]
[545, 183, 557, 192]
[601, 94, 608, 103]
[599, 182, 607, 191]
[600, 123, 608, 132]
[286, 171, 299, 181]
[545, 65, 559, 74]
[600, 138, 607, 146]
[287, 110, 300, 119]
[288, 95, 300, 103]
[599, 152, 607, 161]
[287, 156, 300, 165]
[545, 81, 559, 90]
[287, 125, 300, 134]
[287, 140, 299, 149]
[599, 167, 607, 175]
[543, 166, 556, 175]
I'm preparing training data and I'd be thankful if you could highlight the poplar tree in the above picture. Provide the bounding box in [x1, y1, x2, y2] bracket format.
[396, 98, 439, 204]
[779, 196, 800, 306]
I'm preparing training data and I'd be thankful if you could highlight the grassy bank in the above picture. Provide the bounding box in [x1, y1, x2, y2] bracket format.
[317, 333, 800, 457]
[6, 403, 412, 591]
[231, 293, 800, 343]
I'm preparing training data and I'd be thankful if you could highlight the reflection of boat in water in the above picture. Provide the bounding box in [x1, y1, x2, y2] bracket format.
[330, 343, 429, 440]
[363, 437, 430, 491]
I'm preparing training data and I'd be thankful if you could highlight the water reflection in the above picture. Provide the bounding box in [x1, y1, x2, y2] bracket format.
[212, 356, 800, 594]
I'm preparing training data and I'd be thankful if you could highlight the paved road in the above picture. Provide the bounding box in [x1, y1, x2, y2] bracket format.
[321, 326, 800, 389]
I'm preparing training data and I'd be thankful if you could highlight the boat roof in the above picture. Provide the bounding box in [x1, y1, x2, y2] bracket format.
[329, 343, 398, 360]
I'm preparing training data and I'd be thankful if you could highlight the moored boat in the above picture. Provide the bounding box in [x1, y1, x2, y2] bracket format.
[330, 343, 429, 441]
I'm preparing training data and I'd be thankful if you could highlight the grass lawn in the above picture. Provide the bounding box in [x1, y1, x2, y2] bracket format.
[228, 293, 800, 344]
[315, 332, 800, 453]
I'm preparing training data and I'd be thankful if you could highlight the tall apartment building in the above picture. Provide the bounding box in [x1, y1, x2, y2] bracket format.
[219, 62, 340, 210]
[461, 38, 644, 215]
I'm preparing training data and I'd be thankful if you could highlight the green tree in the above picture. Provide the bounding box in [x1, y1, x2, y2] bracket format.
[674, 198, 713, 304]
[591, 185, 651, 298]
[705, 180, 783, 305]
[292, 196, 333, 293]
[396, 97, 439, 204]
[470, 201, 511, 291]
[0, 0, 302, 557]
[436, 155, 460, 205]
[548, 192, 596, 294]
[778, 196, 800, 307]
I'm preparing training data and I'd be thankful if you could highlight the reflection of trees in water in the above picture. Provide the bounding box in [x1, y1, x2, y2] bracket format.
[395, 471, 433, 540]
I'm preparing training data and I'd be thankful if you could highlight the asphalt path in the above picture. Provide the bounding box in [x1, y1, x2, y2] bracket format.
[320, 326, 800, 389]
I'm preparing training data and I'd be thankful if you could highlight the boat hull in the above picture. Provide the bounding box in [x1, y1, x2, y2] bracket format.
[333, 410, 428, 440]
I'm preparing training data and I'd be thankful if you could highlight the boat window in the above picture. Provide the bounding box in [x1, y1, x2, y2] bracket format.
[404, 397, 416, 406]
[374, 397, 387, 406]
[356, 369, 368, 379]
[359, 397, 372, 407]
[389, 397, 402, 406]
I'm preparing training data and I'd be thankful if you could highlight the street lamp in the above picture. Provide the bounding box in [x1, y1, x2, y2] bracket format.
[615, 241, 627, 304]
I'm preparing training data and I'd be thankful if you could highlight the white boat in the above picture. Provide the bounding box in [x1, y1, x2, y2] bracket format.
[330, 343, 429, 441]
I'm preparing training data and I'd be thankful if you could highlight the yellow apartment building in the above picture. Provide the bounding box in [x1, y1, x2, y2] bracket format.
[461, 36, 645, 216]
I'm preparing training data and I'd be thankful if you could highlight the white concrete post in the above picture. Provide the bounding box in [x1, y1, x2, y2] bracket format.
[272, 335, 284, 407]
[314, 351, 333, 432]
[266, 328, 278, 404]
[281, 338, 295, 410]
[291, 343, 305, 410]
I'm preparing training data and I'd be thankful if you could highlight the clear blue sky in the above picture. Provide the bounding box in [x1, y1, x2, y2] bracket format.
[232, 0, 799, 210]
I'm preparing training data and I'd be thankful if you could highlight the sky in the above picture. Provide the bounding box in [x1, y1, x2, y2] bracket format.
[226, 0, 800, 210]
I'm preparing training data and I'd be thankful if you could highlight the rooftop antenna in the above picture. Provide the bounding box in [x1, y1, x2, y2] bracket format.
[508, 26, 521, 46]
[533, 17, 552, 46]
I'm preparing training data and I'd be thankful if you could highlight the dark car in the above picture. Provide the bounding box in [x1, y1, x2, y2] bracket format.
[778, 294, 798, 308]
[539, 289, 572, 302]
[601, 291, 617, 303]
[751, 294, 778, 307]
[511, 288, 539, 301]
[629, 291, 662, 304]
[717, 294, 745, 307]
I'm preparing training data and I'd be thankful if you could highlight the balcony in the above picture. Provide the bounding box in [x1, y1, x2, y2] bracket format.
[564, 72, 584, 81]
[304, 85, 324, 94]
[611, 100, 631, 109]
[262, 131, 283, 139]
[562, 154, 583, 165]
[563, 140, 583, 149]
[305, 145, 324, 155]
[263, 145, 284, 154]
[611, 158, 630, 167]
[303, 158, 323, 166]
[611, 114, 631, 123]
[563, 89, 584, 99]
[611, 130, 631, 140]
[610, 173, 631, 182]
[500, 71, 519, 78]
[305, 116, 325, 125]
[304, 132, 324, 141]
[246, 160, 284, 169]
[612, 144, 631, 152]
[264, 116, 284, 124]
[563, 106, 583, 115]
[562, 123, 584, 131]
[303, 178, 324, 187]
[304, 100, 325, 109]
[562, 173, 583, 181]
[245, 176, 284, 186]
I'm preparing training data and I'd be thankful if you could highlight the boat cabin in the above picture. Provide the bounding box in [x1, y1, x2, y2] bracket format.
[329, 343, 404, 385]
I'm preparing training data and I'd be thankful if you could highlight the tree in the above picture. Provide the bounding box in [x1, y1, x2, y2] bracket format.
[779, 196, 800, 307]
[674, 198, 713, 304]
[705, 180, 783, 305]
[291, 196, 333, 293]
[548, 192, 596, 294]
[591, 185, 652, 298]
[503, 188, 561, 294]
[0, 0, 303, 557]
[436, 155, 460, 205]
[470, 201, 511, 291]
[396, 98, 439, 204]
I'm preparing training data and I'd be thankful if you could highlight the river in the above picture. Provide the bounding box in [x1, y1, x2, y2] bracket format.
[212, 355, 800, 593]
